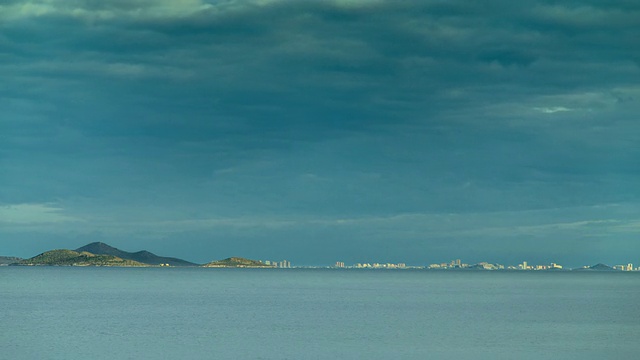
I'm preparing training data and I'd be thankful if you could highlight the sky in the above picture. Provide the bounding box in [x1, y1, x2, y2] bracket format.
[1, 0, 639, 267]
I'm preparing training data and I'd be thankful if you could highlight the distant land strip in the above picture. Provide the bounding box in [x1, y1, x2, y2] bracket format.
[8, 242, 274, 268]
[1, 242, 637, 271]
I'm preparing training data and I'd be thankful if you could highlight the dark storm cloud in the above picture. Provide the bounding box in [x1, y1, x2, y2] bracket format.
[1, 0, 639, 265]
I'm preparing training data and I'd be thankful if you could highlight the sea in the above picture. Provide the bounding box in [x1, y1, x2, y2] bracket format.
[2, 267, 639, 359]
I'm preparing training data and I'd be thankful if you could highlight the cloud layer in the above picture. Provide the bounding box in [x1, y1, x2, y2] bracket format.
[2, 0, 639, 265]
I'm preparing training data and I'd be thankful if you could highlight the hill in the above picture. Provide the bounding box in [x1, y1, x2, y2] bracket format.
[589, 263, 616, 271]
[203, 257, 274, 268]
[76, 242, 198, 266]
[18, 249, 147, 267]
[0, 256, 22, 265]
[573, 263, 616, 271]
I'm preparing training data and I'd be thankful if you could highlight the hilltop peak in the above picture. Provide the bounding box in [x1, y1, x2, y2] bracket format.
[77, 242, 120, 253]
[590, 263, 615, 271]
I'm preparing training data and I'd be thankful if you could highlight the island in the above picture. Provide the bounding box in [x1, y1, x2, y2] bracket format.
[76, 242, 198, 267]
[573, 263, 616, 271]
[0, 256, 22, 266]
[10, 243, 273, 268]
[203, 257, 275, 268]
[18, 249, 147, 267]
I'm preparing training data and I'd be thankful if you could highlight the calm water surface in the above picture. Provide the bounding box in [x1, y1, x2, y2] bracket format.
[2, 267, 639, 359]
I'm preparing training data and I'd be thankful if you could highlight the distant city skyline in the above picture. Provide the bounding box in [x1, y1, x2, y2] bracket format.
[333, 259, 638, 271]
[2, 1, 639, 266]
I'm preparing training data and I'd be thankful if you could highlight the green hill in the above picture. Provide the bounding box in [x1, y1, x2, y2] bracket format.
[0, 256, 22, 265]
[18, 249, 147, 267]
[203, 257, 274, 268]
[76, 242, 198, 266]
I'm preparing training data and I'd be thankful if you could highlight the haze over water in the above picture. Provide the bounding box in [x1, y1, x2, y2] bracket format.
[3, 267, 638, 359]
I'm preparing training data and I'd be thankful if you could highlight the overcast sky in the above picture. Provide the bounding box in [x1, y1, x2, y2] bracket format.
[2, 0, 639, 266]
